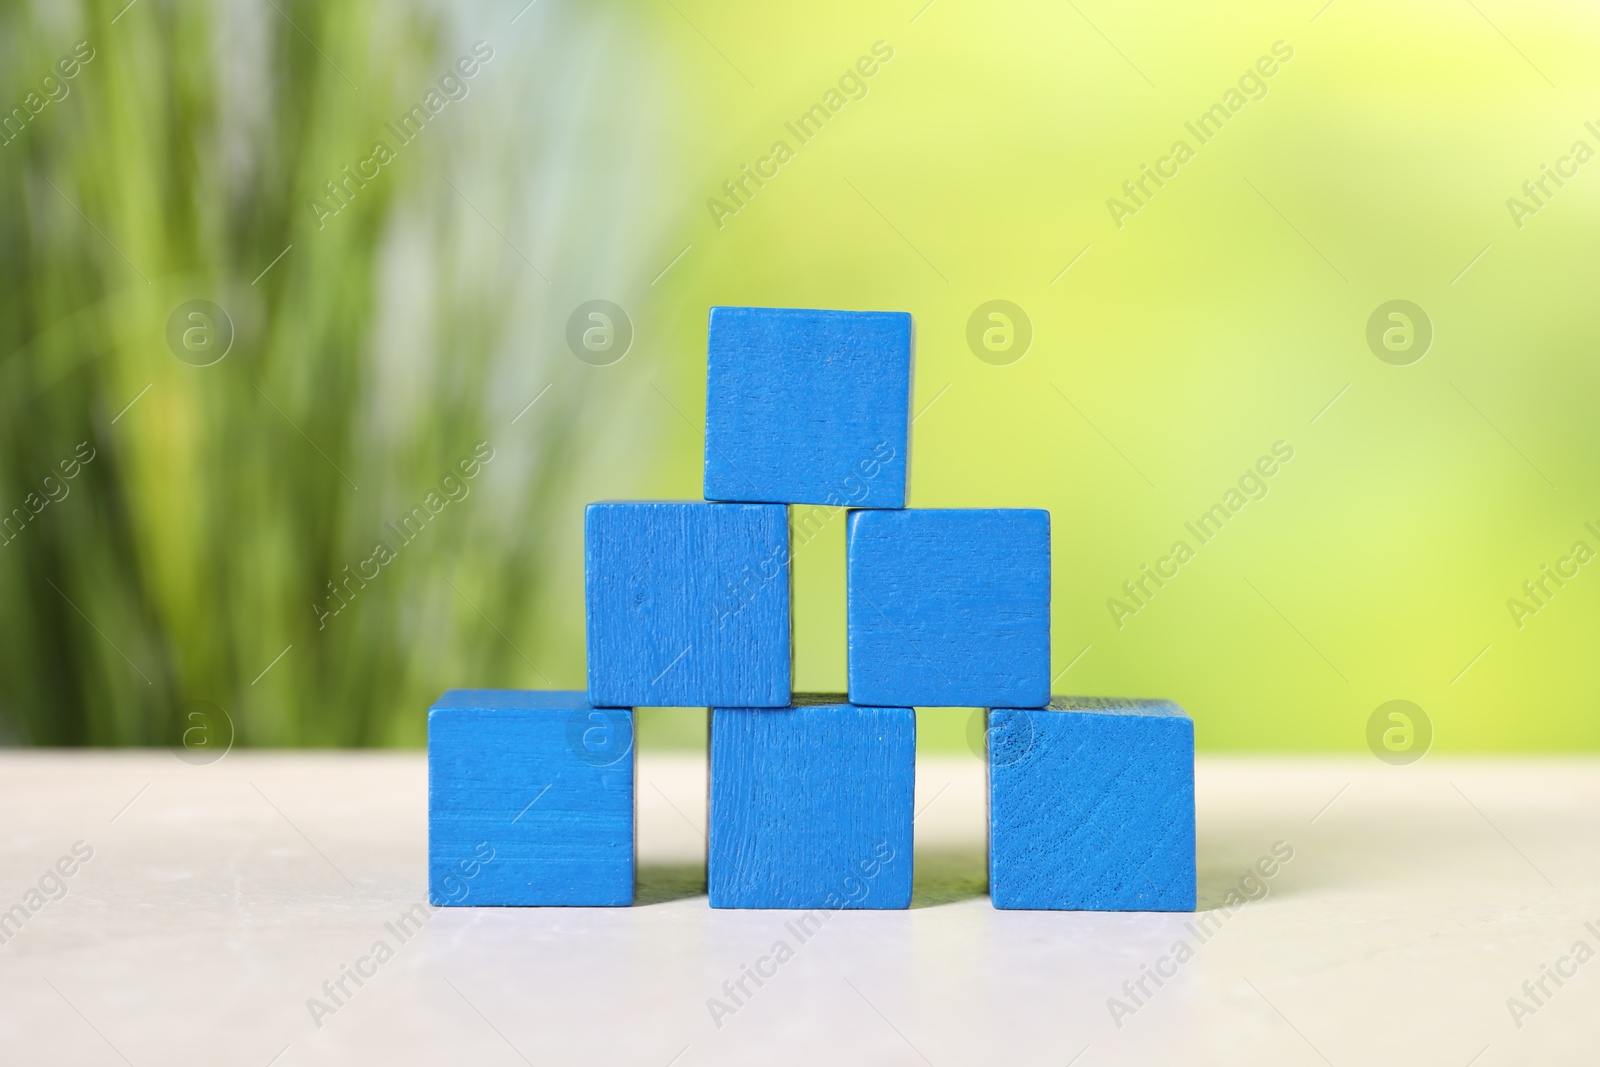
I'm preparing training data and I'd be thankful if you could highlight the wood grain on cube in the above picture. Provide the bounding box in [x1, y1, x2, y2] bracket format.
[585, 501, 790, 708]
[709, 698, 914, 910]
[847, 507, 1050, 708]
[704, 307, 910, 509]
[989, 698, 1195, 912]
[428, 689, 634, 906]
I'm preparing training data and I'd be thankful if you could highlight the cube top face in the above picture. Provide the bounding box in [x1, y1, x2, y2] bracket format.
[428, 697, 634, 907]
[1041, 695, 1185, 717]
[585, 501, 790, 708]
[704, 307, 911, 509]
[709, 702, 914, 910]
[846, 507, 1051, 708]
[988, 702, 1195, 912]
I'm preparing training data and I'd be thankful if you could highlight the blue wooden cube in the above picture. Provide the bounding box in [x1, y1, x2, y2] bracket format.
[704, 307, 911, 509]
[847, 507, 1050, 708]
[428, 689, 634, 906]
[586, 501, 790, 707]
[708, 698, 913, 909]
[988, 698, 1195, 911]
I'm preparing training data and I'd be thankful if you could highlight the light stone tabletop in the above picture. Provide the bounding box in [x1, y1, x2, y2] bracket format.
[0, 750, 1594, 1066]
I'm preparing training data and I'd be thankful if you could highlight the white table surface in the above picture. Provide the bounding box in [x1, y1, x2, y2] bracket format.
[0, 750, 1594, 1066]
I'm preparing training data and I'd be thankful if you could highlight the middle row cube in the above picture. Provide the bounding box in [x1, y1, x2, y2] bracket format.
[584, 501, 1050, 708]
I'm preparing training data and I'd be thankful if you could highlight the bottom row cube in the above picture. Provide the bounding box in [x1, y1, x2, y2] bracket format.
[988, 698, 1196, 912]
[428, 690, 635, 906]
[427, 690, 1194, 912]
[709, 698, 914, 909]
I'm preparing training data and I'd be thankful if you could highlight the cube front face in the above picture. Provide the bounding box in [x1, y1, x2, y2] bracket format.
[704, 307, 911, 509]
[428, 690, 634, 907]
[846, 508, 1050, 708]
[988, 699, 1196, 912]
[585, 501, 791, 708]
[708, 701, 914, 910]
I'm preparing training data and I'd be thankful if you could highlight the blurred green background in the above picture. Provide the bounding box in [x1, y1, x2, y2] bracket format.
[3, 0, 1597, 753]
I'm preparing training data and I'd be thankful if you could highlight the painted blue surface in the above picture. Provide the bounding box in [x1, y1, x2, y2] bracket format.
[708, 699, 914, 910]
[585, 501, 790, 708]
[847, 508, 1050, 708]
[704, 307, 911, 508]
[428, 689, 634, 907]
[988, 698, 1196, 912]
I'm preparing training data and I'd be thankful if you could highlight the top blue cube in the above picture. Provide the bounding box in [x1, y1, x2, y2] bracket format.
[704, 307, 911, 509]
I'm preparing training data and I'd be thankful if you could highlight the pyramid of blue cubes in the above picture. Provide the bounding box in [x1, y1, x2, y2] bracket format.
[427, 307, 1196, 912]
